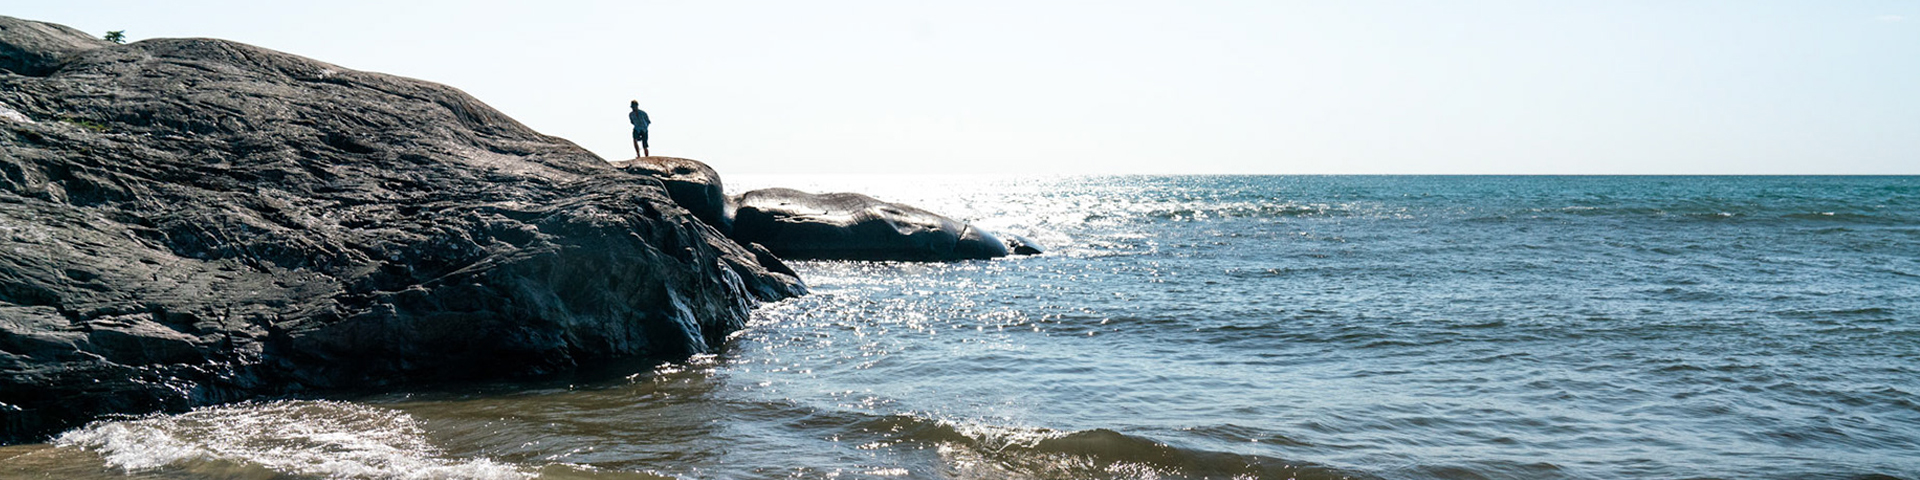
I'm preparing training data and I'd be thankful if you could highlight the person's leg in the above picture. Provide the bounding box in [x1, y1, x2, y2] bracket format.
[640, 129, 650, 157]
[632, 129, 643, 157]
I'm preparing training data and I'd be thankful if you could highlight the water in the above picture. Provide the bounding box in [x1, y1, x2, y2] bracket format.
[4, 176, 1916, 480]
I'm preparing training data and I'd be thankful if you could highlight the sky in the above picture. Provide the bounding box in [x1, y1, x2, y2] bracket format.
[5, 1, 1916, 174]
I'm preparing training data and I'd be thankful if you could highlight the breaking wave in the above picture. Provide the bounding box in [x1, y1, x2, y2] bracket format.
[53, 400, 530, 480]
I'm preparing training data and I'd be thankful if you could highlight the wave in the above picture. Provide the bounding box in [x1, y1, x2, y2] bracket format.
[1457, 204, 1913, 225]
[1145, 202, 1347, 221]
[1132, 200, 1919, 228]
[849, 414, 1363, 480]
[1779, 211, 1911, 224]
[52, 400, 531, 480]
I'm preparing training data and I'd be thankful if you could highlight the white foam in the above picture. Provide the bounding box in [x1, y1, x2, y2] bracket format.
[54, 400, 531, 480]
[937, 417, 1066, 452]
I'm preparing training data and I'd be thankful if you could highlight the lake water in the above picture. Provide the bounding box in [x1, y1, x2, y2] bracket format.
[3, 175, 1916, 480]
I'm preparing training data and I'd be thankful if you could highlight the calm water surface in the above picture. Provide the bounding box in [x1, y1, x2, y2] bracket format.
[4, 175, 1916, 480]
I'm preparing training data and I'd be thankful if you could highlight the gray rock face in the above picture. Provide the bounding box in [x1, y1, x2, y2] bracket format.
[0, 16, 803, 444]
[0, 16, 101, 76]
[730, 188, 1028, 261]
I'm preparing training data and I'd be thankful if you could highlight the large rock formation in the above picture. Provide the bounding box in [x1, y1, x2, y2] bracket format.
[0, 16, 803, 444]
[731, 188, 1038, 261]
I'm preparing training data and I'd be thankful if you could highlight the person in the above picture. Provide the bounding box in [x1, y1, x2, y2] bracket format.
[628, 100, 651, 157]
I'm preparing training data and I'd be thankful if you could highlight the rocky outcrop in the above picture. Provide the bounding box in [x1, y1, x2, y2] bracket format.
[610, 157, 1040, 262]
[0, 17, 100, 76]
[613, 156, 731, 235]
[0, 16, 803, 444]
[730, 188, 1039, 261]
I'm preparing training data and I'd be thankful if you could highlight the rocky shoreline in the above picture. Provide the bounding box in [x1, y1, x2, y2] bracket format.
[0, 16, 1032, 444]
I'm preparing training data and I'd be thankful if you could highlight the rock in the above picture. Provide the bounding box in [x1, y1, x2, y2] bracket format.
[730, 188, 1021, 261]
[739, 241, 800, 279]
[600, 136, 1041, 264]
[1000, 233, 1045, 256]
[612, 156, 731, 235]
[0, 16, 104, 76]
[0, 16, 803, 444]
[611, 157, 803, 285]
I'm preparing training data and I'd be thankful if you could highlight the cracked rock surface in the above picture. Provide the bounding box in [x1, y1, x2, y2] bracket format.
[0, 16, 803, 443]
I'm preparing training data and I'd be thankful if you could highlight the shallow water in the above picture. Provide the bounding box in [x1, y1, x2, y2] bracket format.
[5, 176, 1916, 480]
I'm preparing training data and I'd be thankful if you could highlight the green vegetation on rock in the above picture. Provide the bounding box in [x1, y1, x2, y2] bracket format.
[59, 117, 107, 132]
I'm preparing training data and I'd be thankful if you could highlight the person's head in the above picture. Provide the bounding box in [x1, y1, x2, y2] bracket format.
[630, 100, 639, 110]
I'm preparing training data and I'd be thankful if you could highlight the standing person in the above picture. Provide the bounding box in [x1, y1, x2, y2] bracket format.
[628, 100, 651, 157]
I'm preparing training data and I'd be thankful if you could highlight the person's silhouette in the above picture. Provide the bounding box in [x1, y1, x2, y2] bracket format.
[628, 100, 651, 157]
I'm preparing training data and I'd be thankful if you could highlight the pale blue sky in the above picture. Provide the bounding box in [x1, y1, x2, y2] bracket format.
[7, 1, 1916, 174]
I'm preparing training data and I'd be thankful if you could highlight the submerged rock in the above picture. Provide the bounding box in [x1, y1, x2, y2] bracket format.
[730, 188, 1036, 261]
[0, 16, 803, 443]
